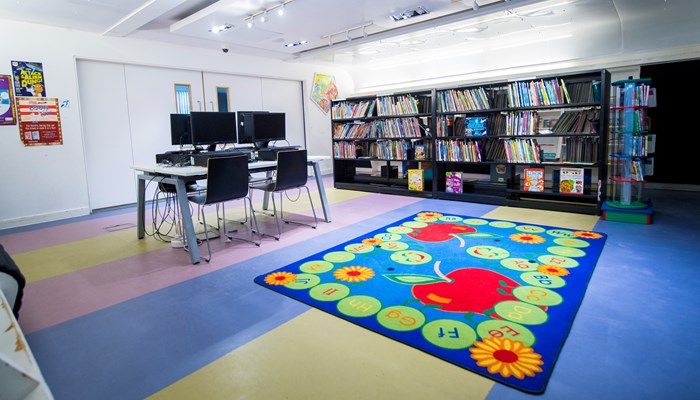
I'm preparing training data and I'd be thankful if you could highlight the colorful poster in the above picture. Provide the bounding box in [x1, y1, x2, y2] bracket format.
[310, 73, 338, 114]
[0, 75, 17, 125]
[16, 97, 63, 146]
[11, 60, 46, 97]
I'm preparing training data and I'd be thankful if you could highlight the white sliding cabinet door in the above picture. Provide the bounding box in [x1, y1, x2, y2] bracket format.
[77, 60, 135, 210]
[261, 78, 305, 149]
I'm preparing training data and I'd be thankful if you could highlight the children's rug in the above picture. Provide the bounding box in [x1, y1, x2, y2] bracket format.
[254, 211, 607, 393]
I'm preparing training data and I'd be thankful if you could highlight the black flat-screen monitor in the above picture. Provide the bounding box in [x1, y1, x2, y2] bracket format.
[237, 111, 285, 149]
[170, 113, 191, 146]
[190, 111, 237, 152]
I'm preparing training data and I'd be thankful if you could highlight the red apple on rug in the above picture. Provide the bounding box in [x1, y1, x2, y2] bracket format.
[410, 268, 520, 314]
[408, 223, 476, 242]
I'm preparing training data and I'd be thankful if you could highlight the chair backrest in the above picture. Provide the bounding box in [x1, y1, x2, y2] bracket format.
[274, 149, 308, 191]
[204, 155, 250, 205]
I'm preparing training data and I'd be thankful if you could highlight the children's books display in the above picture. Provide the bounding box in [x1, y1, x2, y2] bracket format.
[408, 169, 424, 191]
[414, 144, 426, 160]
[559, 167, 584, 195]
[445, 171, 462, 193]
[523, 168, 545, 192]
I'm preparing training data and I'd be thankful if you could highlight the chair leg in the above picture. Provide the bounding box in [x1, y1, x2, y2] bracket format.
[280, 187, 318, 229]
[199, 206, 212, 263]
[224, 197, 261, 247]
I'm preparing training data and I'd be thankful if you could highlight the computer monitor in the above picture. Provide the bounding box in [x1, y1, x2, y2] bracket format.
[237, 111, 285, 149]
[189, 111, 238, 152]
[169, 113, 191, 147]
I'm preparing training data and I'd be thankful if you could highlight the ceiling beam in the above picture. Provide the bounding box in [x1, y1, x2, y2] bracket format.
[103, 0, 188, 37]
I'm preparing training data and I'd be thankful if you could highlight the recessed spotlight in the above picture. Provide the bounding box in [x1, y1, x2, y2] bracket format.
[209, 24, 233, 33]
[284, 40, 308, 48]
[390, 6, 429, 22]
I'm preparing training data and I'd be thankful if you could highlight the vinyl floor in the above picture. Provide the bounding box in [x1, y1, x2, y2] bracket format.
[2, 177, 699, 400]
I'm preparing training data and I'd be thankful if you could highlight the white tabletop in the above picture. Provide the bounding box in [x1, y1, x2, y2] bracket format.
[132, 155, 328, 177]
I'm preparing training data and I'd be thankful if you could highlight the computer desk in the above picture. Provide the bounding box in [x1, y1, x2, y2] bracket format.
[131, 155, 330, 264]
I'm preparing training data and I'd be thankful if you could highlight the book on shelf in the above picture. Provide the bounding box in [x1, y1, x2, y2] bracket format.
[445, 171, 463, 193]
[465, 116, 488, 136]
[408, 169, 424, 191]
[559, 167, 585, 195]
[414, 144, 426, 160]
[523, 168, 545, 192]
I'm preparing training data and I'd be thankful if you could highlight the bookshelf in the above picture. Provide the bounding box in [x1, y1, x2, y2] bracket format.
[435, 70, 610, 214]
[331, 89, 434, 198]
[331, 70, 611, 215]
[604, 78, 654, 221]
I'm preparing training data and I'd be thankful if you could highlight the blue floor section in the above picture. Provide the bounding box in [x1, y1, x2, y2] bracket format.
[22, 191, 700, 400]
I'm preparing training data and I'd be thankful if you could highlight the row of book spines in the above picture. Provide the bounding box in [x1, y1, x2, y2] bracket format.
[553, 110, 598, 133]
[436, 88, 490, 112]
[369, 141, 410, 160]
[507, 78, 570, 108]
[562, 137, 599, 163]
[331, 100, 376, 119]
[332, 118, 423, 139]
[611, 83, 651, 107]
[376, 95, 421, 116]
[435, 139, 482, 162]
[503, 139, 541, 163]
[607, 135, 650, 157]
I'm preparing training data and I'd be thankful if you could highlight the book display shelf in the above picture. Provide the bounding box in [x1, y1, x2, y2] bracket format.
[331, 69, 611, 215]
[603, 78, 654, 223]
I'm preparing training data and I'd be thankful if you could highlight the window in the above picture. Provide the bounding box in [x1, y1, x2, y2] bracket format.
[216, 86, 230, 112]
[174, 83, 192, 114]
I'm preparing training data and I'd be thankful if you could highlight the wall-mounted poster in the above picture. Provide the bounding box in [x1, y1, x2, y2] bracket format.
[11, 60, 46, 97]
[16, 97, 63, 146]
[0, 75, 17, 125]
[310, 73, 338, 114]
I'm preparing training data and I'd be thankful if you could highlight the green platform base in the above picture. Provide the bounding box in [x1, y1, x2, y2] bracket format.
[601, 200, 653, 224]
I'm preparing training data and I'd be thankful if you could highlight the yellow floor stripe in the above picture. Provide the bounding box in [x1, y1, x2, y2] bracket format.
[147, 309, 494, 400]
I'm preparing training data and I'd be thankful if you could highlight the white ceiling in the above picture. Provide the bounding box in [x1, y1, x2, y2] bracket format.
[1, 0, 699, 66]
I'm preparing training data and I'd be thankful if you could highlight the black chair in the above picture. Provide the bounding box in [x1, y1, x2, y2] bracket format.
[187, 155, 260, 262]
[250, 149, 317, 240]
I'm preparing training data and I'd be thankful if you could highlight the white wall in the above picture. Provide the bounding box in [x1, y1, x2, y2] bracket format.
[0, 19, 353, 229]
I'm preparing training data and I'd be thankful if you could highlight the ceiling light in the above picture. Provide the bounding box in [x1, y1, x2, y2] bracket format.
[247, 20, 253, 28]
[209, 24, 233, 33]
[284, 40, 308, 48]
[390, 6, 429, 22]
[278, 3, 285, 16]
[260, 11, 268, 23]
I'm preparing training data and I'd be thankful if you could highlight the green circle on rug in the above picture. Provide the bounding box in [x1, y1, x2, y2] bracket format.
[344, 243, 375, 254]
[547, 246, 587, 258]
[537, 254, 579, 268]
[379, 241, 409, 252]
[376, 306, 426, 331]
[422, 319, 476, 349]
[513, 286, 563, 306]
[501, 258, 539, 271]
[545, 229, 576, 238]
[515, 225, 546, 233]
[374, 233, 402, 242]
[387, 226, 413, 234]
[299, 260, 334, 274]
[467, 245, 510, 260]
[284, 273, 321, 290]
[553, 237, 590, 248]
[415, 217, 438, 223]
[309, 283, 350, 302]
[476, 320, 535, 347]
[495, 300, 548, 325]
[463, 218, 488, 225]
[403, 221, 428, 228]
[390, 250, 432, 265]
[489, 221, 517, 228]
[323, 251, 356, 263]
[439, 215, 463, 223]
[520, 272, 566, 288]
[337, 295, 382, 318]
